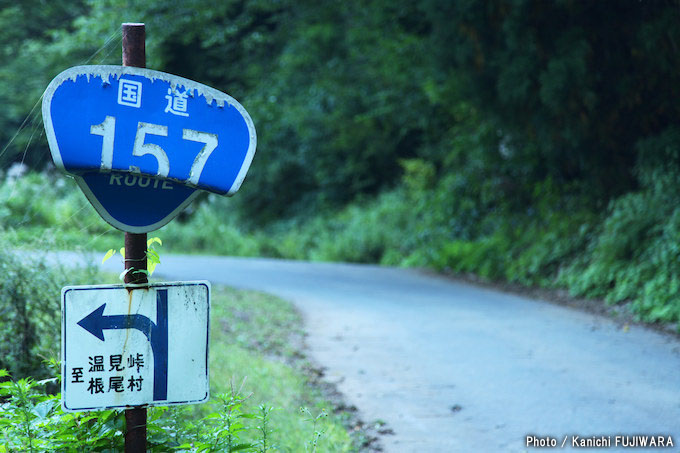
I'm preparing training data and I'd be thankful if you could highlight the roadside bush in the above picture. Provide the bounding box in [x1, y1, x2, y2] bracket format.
[0, 244, 98, 379]
[433, 233, 505, 281]
[160, 196, 267, 257]
[0, 171, 118, 250]
[305, 190, 414, 264]
[1, 173, 87, 230]
[433, 178, 598, 285]
[0, 371, 335, 452]
[556, 129, 680, 325]
[561, 195, 680, 324]
[559, 192, 661, 301]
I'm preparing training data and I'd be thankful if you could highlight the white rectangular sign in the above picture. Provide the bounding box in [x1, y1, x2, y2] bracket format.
[61, 281, 210, 412]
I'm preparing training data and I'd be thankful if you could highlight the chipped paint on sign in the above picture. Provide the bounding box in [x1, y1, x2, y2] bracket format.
[42, 65, 256, 195]
[41, 65, 256, 232]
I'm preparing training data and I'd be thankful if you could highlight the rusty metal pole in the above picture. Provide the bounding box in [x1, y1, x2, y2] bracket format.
[122, 22, 148, 453]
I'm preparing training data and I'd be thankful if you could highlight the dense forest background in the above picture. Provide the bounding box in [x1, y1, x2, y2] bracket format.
[2, 0, 680, 328]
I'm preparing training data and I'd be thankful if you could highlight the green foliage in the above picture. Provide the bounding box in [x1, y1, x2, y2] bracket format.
[298, 191, 414, 264]
[255, 404, 275, 453]
[217, 0, 434, 223]
[0, 0, 114, 170]
[0, 244, 98, 379]
[0, 274, 352, 451]
[5, 0, 680, 335]
[556, 127, 680, 326]
[0, 172, 118, 251]
[0, 371, 336, 452]
[102, 236, 163, 278]
[159, 197, 268, 257]
[179, 391, 254, 452]
[0, 374, 127, 452]
[300, 407, 328, 453]
[426, 0, 680, 198]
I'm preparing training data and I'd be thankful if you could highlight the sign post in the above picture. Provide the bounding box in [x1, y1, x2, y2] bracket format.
[122, 22, 149, 453]
[42, 20, 256, 453]
[41, 30, 256, 232]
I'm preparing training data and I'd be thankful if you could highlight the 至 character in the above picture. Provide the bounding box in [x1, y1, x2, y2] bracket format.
[71, 367, 84, 383]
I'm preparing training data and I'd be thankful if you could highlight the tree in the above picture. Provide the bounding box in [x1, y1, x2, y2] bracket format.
[424, 0, 680, 199]
[0, 0, 89, 169]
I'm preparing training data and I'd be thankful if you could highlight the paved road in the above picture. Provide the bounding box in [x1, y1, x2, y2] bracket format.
[96, 254, 679, 452]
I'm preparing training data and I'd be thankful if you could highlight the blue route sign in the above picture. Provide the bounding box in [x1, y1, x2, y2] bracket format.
[42, 65, 257, 232]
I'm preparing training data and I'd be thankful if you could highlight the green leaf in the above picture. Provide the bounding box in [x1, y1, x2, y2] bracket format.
[146, 249, 160, 265]
[147, 236, 162, 247]
[102, 249, 116, 263]
[148, 261, 158, 276]
[36, 377, 58, 386]
[32, 400, 53, 419]
[79, 415, 98, 424]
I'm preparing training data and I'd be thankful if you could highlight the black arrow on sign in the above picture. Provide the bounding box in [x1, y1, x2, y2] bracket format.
[78, 289, 168, 401]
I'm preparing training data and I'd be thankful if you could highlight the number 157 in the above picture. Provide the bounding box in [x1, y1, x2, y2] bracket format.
[90, 116, 217, 185]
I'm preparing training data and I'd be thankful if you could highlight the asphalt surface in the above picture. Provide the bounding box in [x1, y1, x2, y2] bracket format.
[94, 254, 680, 452]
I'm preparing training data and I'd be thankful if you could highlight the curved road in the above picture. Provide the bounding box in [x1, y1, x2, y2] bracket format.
[99, 254, 680, 452]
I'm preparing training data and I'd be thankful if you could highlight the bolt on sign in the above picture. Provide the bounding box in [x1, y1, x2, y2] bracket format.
[61, 282, 209, 411]
[41, 65, 257, 232]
